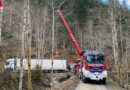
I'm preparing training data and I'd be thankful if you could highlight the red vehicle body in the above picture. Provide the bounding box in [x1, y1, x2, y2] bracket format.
[57, 10, 109, 84]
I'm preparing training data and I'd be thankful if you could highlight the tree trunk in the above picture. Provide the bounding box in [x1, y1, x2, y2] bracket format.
[110, 3, 124, 86]
[19, 0, 27, 90]
[0, 0, 3, 42]
[51, 0, 55, 89]
[27, 0, 32, 89]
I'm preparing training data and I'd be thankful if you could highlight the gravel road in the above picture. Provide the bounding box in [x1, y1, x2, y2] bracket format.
[75, 81, 109, 90]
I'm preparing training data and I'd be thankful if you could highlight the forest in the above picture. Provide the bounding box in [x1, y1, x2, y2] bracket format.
[0, 0, 130, 89]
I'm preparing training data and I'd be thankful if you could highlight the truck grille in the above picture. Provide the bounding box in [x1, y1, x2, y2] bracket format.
[89, 66, 103, 72]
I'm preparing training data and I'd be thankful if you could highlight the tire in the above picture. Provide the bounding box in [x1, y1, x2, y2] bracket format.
[102, 78, 106, 84]
[82, 77, 86, 83]
[85, 78, 89, 83]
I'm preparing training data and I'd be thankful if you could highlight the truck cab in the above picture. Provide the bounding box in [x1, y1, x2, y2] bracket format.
[4, 58, 16, 70]
[78, 51, 109, 84]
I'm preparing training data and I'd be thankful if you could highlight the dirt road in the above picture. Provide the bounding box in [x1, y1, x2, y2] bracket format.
[75, 81, 109, 90]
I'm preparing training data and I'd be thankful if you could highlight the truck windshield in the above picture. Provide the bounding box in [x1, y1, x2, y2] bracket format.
[86, 55, 104, 64]
[6, 62, 9, 65]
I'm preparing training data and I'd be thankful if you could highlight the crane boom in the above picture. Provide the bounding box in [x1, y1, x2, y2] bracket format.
[57, 10, 81, 55]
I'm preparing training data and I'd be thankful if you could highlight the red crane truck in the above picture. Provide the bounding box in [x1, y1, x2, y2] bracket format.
[57, 10, 109, 84]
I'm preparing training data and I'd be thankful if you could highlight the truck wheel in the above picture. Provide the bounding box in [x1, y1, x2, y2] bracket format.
[82, 77, 86, 83]
[102, 78, 106, 84]
[85, 78, 89, 83]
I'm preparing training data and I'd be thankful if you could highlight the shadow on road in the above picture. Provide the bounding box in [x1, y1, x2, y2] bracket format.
[84, 79, 106, 85]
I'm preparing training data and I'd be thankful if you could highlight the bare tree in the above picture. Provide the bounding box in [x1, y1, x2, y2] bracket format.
[19, 0, 27, 90]
[108, 0, 124, 86]
[0, 0, 4, 42]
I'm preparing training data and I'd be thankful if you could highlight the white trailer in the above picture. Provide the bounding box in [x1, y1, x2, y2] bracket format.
[4, 58, 66, 72]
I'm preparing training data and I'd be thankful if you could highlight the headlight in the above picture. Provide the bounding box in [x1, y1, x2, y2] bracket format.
[103, 71, 107, 76]
[86, 70, 90, 75]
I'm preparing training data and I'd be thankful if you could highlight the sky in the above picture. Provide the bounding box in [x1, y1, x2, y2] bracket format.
[101, 0, 130, 8]
[126, 0, 130, 7]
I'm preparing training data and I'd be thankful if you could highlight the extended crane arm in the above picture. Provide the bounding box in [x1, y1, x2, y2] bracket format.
[57, 10, 81, 55]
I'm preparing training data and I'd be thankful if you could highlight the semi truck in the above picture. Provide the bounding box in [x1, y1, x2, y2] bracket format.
[57, 10, 109, 84]
[4, 58, 66, 72]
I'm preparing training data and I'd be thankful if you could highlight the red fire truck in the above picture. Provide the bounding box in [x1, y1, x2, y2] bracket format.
[57, 10, 109, 84]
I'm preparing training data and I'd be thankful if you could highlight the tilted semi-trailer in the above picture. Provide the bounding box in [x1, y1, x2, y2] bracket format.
[4, 58, 66, 72]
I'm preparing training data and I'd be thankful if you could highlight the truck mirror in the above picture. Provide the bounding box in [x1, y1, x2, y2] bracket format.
[105, 56, 109, 63]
